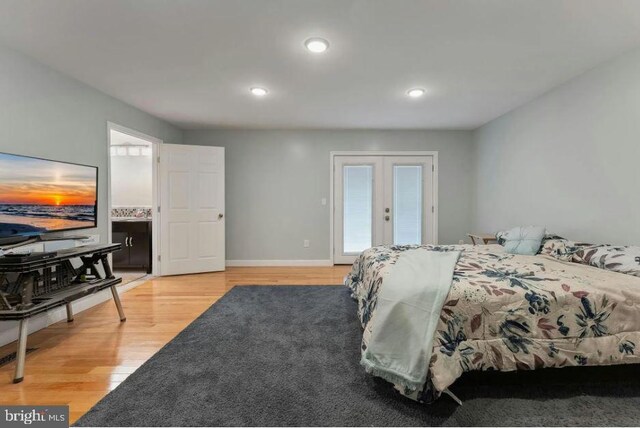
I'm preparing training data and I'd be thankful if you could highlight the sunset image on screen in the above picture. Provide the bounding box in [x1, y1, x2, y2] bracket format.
[0, 153, 97, 238]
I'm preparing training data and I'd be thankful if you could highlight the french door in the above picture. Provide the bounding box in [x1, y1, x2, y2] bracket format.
[333, 153, 436, 264]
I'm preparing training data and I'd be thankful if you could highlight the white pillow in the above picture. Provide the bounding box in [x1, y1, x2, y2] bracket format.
[502, 226, 546, 255]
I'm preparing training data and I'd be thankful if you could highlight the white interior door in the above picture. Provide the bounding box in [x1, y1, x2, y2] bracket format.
[160, 144, 225, 275]
[333, 153, 435, 264]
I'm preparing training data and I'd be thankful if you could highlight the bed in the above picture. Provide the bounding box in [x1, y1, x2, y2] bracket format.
[345, 243, 640, 403]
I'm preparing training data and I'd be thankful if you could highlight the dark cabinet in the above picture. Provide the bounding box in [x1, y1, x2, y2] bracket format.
[112, 231, 130, 267]
[112, 221, 152, 273]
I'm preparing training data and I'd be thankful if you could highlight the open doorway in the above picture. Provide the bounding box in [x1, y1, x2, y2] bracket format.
[107, 123, 161, 285]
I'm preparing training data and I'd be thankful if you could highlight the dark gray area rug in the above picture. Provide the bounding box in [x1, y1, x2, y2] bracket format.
[75, 285, 640, 427]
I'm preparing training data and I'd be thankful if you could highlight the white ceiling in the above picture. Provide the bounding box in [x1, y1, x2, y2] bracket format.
[1, 0, 640, 130]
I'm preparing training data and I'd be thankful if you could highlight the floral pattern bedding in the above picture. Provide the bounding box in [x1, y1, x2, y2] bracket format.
[345, 244, 640, 402]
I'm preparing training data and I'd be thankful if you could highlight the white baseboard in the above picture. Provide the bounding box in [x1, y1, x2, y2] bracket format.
[0, 276, 151, 348]
[225, 259, 333, 267]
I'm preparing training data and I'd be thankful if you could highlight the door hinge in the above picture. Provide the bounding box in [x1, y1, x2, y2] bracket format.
[157, 156, 160, 163]
[157, 206, 160, 213]
[158, 255, 161, 261]
[432, 165, 434, 172]
[432, 206, 435, 213]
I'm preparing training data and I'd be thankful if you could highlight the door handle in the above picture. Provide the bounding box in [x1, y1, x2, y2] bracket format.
[384, 215, 390, 221]
[129, 236, 133, 246]
[124, 237, 130, 247]
[218, 213, 224, 219]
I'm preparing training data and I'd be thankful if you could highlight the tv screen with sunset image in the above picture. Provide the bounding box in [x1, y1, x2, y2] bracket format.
[0, 152, 97, 239]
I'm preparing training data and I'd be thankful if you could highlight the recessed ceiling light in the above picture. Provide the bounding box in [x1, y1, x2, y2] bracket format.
[304, 37, 329, 53]
[407, 88, 426, 98]
[250, 87, 268, 97]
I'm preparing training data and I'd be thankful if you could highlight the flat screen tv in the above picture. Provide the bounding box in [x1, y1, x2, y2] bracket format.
[0, 152, 98, 241]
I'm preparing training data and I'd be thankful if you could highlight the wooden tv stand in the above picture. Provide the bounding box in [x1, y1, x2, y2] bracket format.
[0, 243, 124, 383]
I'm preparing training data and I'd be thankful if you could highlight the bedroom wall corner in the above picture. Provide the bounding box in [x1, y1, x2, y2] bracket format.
[0, 43, 183, 346]
[0, 43, 183, 244]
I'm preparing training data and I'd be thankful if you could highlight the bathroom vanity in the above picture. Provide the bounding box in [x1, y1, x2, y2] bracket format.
[111, 219, 152, 273]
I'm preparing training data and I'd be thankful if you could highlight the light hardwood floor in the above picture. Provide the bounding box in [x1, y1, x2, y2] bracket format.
[0, 266, 351, 423]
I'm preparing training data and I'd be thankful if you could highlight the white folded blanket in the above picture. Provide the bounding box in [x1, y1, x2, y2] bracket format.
[361, 248, 460, 390]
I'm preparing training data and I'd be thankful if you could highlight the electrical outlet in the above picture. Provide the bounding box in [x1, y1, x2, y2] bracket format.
[303, 240, 310, 248]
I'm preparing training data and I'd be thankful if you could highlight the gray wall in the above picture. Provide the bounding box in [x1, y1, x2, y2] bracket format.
[0, 44, 183, 242]
[183, 129, 474, 261]
[473, 47, 640, 245]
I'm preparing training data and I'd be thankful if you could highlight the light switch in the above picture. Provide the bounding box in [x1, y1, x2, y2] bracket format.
[321, 198, 327, 206]
[304, 240, 310, 248]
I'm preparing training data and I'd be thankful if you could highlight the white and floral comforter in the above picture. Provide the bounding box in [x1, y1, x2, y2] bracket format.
[345, 244, 640, 402]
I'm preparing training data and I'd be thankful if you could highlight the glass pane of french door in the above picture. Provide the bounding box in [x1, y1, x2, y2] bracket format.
[343, 165, 373, 253]
[393, 165, 422, 245]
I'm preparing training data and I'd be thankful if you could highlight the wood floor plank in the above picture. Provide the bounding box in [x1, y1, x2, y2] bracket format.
[0, 266, 351, 423]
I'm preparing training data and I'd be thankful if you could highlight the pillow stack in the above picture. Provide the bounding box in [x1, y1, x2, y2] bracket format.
[495, 227, 640, 278]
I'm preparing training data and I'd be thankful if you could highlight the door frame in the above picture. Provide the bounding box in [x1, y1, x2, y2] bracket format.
[106, 122, 162, 276]
[329, 151, 439, 265]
